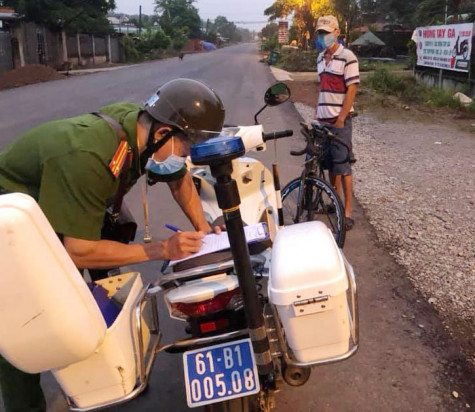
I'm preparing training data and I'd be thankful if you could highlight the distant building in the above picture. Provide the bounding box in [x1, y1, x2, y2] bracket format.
[352, 22, 413, 57]
[107, 15, 139, 34]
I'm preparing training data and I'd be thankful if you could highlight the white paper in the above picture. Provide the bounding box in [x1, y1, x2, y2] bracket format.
[169, 223, 268, 266]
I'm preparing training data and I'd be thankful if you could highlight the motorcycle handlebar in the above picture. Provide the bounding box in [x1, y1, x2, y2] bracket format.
[262, 130, 294, 142]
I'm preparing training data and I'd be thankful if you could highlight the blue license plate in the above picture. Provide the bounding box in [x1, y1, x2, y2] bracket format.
[183, 338, 260, 408]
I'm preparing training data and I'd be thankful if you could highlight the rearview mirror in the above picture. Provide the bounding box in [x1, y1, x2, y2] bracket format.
[264, 82, 291, 107]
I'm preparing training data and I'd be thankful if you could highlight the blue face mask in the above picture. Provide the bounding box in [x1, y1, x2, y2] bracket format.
[145, 137, 186, 183]
[318, 32, 336, 50]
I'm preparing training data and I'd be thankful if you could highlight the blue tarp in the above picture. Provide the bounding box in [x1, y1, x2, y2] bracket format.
[202, 41, 217, 51]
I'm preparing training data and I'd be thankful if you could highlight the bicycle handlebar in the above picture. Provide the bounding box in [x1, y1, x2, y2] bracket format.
[292, 122, 351, 163]
[262, 130, 294, 142]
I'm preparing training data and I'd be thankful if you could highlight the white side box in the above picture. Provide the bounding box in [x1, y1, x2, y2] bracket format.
[269, 222, 350, 363]
[0, 193, 106, 373]
[53, 272, 150, 409]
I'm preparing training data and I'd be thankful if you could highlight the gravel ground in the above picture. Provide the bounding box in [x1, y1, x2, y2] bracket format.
[295, 102, 475, 362]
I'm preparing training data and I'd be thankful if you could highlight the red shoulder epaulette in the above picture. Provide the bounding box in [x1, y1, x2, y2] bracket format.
[109, 141, 130, 179]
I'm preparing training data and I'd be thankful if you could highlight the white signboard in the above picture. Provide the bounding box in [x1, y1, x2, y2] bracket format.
[278, 21, 289, 44]
[413, 23, 473, 72]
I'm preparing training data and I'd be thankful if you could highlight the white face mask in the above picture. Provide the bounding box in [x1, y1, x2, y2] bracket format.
[144, 136, 186, 180]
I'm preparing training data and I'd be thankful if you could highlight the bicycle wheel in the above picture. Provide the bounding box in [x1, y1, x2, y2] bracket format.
[282, 176, 346, 248]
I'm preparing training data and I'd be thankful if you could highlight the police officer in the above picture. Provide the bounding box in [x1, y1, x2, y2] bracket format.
[0, 78, 225, 411]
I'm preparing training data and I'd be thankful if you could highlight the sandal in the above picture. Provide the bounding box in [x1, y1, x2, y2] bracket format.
[345, 217, 355, 231]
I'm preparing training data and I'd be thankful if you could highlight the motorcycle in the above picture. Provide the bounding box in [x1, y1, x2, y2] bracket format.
[452, 35, 469, 60]
[156, 84, 359, 410]
[0, 84, 359, 412]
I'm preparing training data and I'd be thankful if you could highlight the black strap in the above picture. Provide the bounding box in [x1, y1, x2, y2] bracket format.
[92, 112, 132, 221]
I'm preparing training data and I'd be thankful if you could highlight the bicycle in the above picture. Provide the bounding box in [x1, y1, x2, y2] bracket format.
[281, 120, 350, 248]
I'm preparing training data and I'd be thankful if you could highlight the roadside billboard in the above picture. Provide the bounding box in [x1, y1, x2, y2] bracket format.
[278, 21, 289, 44]
[413, 23, 473, 72]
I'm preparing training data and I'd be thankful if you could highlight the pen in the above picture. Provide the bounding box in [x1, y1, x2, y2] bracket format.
[165, 224, 182, 232]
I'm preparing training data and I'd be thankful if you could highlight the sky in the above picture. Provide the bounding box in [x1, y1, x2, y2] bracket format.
[114, 0, 277, 31]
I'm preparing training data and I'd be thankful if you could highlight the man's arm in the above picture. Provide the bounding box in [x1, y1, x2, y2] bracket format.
[335, 83, 358, 128]
[168, 172, 213, 232]
[64, 230, 205, 269]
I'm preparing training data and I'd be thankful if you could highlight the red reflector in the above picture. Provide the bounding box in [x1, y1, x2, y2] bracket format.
[171, 289, 241, 319]
[199, 319, 230, 334]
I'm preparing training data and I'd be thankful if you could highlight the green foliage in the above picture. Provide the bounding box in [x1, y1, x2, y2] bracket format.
[261, 32, 279, 52]
[212, 16, 241, 42]
[364, 67, 475, 115]
[357, 0, 474, 26]
[4, 0, 115, 33]
[359, 60, 378, 72]
[171, 27, 189, 50]
[364, 67, 406, 95]
[261, 23, 279, 40]
[151, 29, 172, 49]
[407, 39, 417, 68]
[136, 29, 171, 56]
[276, 49, 319, 71]
[154, 0, 201, 39]
[203, 16, 246, 44]
[122, 35, 139, 62]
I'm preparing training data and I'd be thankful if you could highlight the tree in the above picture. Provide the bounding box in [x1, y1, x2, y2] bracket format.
[4, 0, 115, 34]
[212, 16, 241, 42]
[334, 0, 359, 38]
[154, 0, 201, 39]
[261, 22, 279, 39]
[265, 0, 334, 48]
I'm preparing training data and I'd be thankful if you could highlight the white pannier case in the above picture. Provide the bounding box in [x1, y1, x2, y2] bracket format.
[269, 221, 353, 363]
[0, 193, 152, 409]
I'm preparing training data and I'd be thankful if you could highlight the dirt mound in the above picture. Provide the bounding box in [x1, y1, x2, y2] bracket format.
[0, 64, 65, 90]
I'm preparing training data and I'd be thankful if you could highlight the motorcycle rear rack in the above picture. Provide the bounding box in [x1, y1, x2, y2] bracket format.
[271, 254, 359, 368]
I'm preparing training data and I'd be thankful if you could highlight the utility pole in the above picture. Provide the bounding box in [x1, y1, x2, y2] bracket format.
[139, 5, 142, 37]
[444, 0, 448, 24]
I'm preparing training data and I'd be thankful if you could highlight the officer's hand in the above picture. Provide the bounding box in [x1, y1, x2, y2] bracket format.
[163, 231, 205, 260]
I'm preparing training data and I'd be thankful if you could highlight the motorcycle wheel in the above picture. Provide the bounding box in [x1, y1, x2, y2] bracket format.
[204, 395, 260, 412]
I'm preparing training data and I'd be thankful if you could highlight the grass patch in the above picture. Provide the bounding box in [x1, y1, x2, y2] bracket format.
[359, 59, 409, 72]
[363, 67, 475, 116]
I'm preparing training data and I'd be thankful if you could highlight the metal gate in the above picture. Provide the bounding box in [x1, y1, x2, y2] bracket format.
[0, 32, 13, 73]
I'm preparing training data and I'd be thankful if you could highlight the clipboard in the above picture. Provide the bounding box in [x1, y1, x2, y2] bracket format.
[169, 222, 270, 266]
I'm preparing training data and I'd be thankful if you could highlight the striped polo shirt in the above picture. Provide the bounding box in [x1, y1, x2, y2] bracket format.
[316, 44, 360, 122]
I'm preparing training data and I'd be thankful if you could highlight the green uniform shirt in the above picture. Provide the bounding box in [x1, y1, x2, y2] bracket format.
[0, 103, 145, 240]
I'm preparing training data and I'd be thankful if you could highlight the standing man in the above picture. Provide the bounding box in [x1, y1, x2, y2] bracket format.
[0, 78, 225, 411]
[315, 15, 359, 230]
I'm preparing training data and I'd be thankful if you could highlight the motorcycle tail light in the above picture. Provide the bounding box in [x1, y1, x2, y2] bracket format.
[170, 288, 242, 320]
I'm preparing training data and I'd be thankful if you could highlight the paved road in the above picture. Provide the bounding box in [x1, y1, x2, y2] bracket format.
[0, 44, 468, 412]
